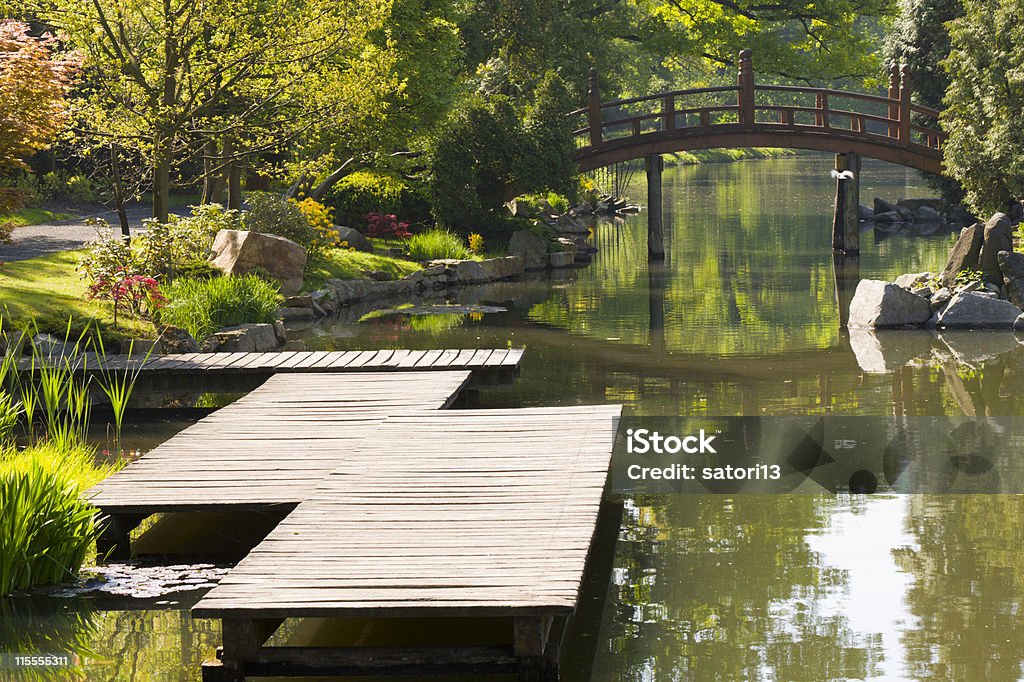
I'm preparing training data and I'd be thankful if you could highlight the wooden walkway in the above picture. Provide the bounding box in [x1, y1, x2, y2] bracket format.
[17, 348, 523, 380]
[192, 405, 622, 681]
[89, 371, 472, 558]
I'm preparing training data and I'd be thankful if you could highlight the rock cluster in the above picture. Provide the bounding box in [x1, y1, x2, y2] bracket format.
[850, 213, 1024, 330]
[862, 196, 974, 228]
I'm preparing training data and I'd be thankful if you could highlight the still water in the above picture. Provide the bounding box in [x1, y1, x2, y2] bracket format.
[10, 154, 1024, 681]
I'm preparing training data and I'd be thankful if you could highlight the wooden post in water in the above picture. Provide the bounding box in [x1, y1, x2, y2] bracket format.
[831, 152, 860, 254]
[588, 68, 602, 147]
[833, 253, 861, 328]
[738, 49, 754, 126]
[645, 154, 665, 261]
[887, 62, 900, 139]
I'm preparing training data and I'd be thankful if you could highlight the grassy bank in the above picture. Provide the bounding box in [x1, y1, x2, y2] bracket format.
[0, 251, 152, 337]
[304, 248, 422, 290]
[0, 207, 75, 227]
[665, 148, 799, 166]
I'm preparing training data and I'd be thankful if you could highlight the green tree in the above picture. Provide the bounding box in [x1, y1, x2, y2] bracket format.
[425, 72, 576, 234]
[28, 0, 397, 221]
[941, 0, 1024, 214]
[887, 0, 965, 205]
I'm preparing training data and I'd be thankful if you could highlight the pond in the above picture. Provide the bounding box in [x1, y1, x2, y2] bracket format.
[10, 153, 1024, 681]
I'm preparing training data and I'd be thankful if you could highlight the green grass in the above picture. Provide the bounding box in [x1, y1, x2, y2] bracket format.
[407, 229, 474, 261]
[0, 443, 115, 594]
[0, 207, 75, 227]
[665, 148, 799, 166]
[159, 274, 282, 340]
[304, 248, 422, 289]
[0, 251, 153, 337]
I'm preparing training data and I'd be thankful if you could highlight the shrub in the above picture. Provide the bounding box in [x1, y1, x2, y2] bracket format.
[327, 170, 430, 227]
[366, 212, 412, 240]
[85, 272, 166, 327]
[159, 274, 281, 340]
[39, 172, 96, 203]
[0, 443, 108, 594]
[407, 228, 472, 261]
[468, 232, 484, 255]
[244, 192, 337, 261]
[137, 203, 241, 278]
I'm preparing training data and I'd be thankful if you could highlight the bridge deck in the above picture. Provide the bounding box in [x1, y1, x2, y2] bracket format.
[192, 405, 621, 679]
[88, 371, 472, 518]
[17, 348, 523, 379]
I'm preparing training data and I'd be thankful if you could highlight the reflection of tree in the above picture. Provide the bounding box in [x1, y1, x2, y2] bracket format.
[0, 597, 96, 681]
[82, 609, 220, 681]
[597, 495, 883, 680]
[528, 158, 952, 356]
[899, 495, 1024, 681]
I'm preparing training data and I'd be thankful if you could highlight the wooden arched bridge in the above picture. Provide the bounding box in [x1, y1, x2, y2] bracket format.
[569, 50, 947, 261]
[569, 50, 945, 175]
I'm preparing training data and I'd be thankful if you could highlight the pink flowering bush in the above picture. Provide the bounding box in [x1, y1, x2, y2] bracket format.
[86, 270, 166, 327]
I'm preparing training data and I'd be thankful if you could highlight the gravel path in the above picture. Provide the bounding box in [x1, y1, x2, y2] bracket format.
[0, 206, 175, 262]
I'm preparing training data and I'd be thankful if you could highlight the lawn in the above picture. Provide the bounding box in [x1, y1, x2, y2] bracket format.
[0, 250, 153, 338]
[304, 248, 422, 290]
[0, 207, 75, 227]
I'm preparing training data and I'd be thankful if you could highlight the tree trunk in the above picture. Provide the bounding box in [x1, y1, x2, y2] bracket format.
[152, 132, 170, 223]
[110, 144, 131, 242]
[226, 139, 243, 209]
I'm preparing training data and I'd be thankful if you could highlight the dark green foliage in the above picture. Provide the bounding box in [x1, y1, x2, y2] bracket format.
[326, 170, 430, 228]
[942, 0, 1024, 213]
[426, 72, 576, 237]
[887, 0, 966, 205]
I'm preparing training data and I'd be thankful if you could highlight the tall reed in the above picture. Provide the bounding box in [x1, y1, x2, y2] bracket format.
[92, 336, 150, 450]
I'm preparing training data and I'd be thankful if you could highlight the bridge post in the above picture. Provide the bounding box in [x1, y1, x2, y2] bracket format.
[831, 153, 860, 255]
[645, 155, 665, 261]
[588, 68, 602, 147]
[887, 63, 900, 139]
[833, 253, 860, 328]
[898, 65, 913, 142]
[737, 49, 754, 126]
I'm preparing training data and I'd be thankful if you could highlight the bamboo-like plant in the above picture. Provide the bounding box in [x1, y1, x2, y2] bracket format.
[92, 336, 151, 450]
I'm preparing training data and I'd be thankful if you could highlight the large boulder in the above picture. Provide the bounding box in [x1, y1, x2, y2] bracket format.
[937, 291, 1021, 329]
[894, 272, 935, 291]
[978, 213, 1013, 284]
[999, 250, 1024, 308]
[202, 323, 281, 352]
[509, 230, 550, 271]
[939, 222, 984, 288]
[477, 256, 524, 281]
[157, 325, 200, 354]
[330, 226, 373, 253]
[210, 229, 307, 295]
[848, 280, 932, 328]
[898, 197, 943, 212]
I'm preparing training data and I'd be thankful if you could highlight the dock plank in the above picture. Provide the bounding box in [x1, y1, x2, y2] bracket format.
[86, 371, 472, 514]
[192, 405, 622, 620]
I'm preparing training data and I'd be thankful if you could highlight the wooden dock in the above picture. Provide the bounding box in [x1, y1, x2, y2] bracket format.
[17, 348, 523, 381]
[88, 371, 472, 558]
[192, 405, 622, 681]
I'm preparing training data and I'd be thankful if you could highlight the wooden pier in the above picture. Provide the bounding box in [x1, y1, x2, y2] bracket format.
[17, 347, 523, 381]
[88, 371, 472, 558]
[192, 405, 622, 681]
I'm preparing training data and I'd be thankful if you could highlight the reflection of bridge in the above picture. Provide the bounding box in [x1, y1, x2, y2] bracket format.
[569, 50, 947, 260]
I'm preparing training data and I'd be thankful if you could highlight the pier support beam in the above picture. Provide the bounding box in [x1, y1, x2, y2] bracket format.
[96, 512, 147, 561]
[833, 253, 861, 328]
[646, 154, 665, 261]
[831, 152, 861, 255]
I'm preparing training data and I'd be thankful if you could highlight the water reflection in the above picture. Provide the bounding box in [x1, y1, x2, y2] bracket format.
[9, 155, 1022, 681]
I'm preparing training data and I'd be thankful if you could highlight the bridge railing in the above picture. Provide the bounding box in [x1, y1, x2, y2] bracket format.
[570, 51, 946, 155]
